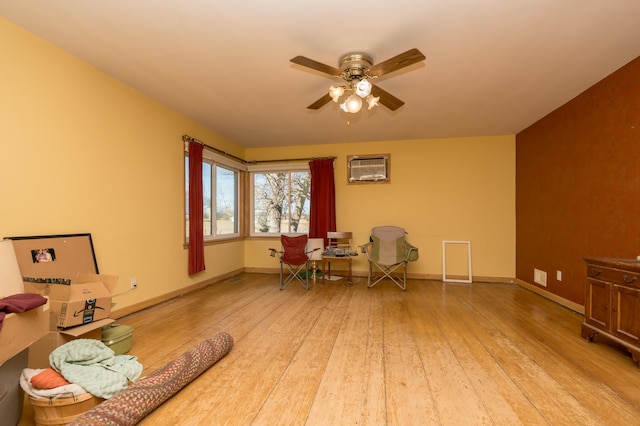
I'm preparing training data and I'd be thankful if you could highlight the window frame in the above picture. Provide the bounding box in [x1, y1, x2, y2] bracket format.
[248, 162, 311, 237]
[184, 145, 246, 243]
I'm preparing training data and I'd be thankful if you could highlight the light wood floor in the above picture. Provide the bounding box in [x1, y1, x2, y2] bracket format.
[20, 273, 640, 425]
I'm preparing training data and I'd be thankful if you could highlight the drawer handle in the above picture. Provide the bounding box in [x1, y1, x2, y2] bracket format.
[590, 268, 602, 276]
[623, 275, 637, 284]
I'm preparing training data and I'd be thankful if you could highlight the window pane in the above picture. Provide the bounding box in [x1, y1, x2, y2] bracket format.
[216, 166, 237, 235]
[254, 172, 287, 233]
[203, 162, 213, 237]
[290, 171, 310, 233]
[185, 154, 240, 241]
[253, 170, 310, 234]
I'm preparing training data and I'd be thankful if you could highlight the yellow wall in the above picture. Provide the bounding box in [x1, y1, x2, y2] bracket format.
[0, 17, 245, 313]
[1, 17, 515, 316]
[246, 136, 515, 279]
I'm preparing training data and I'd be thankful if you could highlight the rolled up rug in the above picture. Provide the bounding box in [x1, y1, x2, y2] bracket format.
[70, 331, 234, 426]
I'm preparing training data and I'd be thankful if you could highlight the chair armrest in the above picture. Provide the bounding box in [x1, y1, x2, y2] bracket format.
[402, 242, 419, 262]
[359, 242, 373, 255]
[305, 247, 322, 257]
[268, 248, 280, 257]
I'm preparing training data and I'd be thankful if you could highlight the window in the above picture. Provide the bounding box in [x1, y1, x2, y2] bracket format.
[250, 165, 311, 235]
[185, 152, 241, 241]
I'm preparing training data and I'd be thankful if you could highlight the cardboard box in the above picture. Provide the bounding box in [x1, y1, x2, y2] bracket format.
[0, 240, 50, 366]
[0, 306, 50, 366]
[28, 318, 114, 368]
[0, 349, 28, 425]
[48, 273, 118, 328]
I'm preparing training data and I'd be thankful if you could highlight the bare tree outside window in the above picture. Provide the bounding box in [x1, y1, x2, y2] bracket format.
[253, 170, 310, 234]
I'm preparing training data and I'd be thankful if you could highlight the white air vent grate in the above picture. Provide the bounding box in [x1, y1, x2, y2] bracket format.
[348, 156, 388, 182]
[534, 268, 547, 286]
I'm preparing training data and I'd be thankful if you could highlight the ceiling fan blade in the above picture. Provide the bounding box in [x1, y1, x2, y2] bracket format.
[369, 48, 426, 77]
[307, 93, 333, 110]
[371, 85, 405, 111]
[290, 56, 341, 77]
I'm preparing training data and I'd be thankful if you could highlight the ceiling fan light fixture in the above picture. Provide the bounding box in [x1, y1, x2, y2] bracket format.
[329, 85, 344, 102]
[366, 95, 380, 110]
[341, 94, 362, 113]
[355, 78, 372, 97]
[291, 48, 425, 115]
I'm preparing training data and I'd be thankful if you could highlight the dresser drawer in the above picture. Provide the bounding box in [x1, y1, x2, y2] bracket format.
[587, 265, 640, 288]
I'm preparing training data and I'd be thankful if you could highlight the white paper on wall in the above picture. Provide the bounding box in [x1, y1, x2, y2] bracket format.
[0, 240, 24, 297]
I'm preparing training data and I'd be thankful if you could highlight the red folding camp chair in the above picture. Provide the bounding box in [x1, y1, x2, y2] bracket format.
[269, 234, 319, 290]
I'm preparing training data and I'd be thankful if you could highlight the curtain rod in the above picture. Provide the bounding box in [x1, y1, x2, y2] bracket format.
[182, 135, 336, 165]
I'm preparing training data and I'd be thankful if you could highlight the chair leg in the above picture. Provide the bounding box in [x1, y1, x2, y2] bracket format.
[303, 261, 310, 290]
[280, 261, 310, 290]
[367, 262, 408, 290]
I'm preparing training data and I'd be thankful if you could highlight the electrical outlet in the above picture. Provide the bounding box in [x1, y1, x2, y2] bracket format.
[130, 277, 138, 289]
[557, 270, 562, 281]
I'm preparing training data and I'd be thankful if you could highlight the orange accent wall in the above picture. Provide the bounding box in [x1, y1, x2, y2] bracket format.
[516, 56, 640, 305]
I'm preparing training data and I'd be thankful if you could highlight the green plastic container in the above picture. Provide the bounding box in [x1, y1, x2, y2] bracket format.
[101, 324, 134, 355]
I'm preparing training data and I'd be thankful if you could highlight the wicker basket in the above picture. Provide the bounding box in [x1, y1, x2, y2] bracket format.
[29, 393, 103, 426]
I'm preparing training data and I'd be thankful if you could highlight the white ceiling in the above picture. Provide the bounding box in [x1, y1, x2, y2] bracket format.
[2, 1, 640, 148]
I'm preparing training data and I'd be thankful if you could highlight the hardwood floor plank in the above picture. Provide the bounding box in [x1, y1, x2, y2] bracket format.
[124, 275, 278, 373]
[18, 274, 640, 426]
[467, 283, 640, 424]
[141, 280, 338, 425]
[306, 285, 387, 424]
[251, 284, 352, 424]
[380, 287, 439, 425]
[411, 282, 545, 425]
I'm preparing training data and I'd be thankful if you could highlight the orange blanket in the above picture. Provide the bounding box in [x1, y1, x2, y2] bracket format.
[31, 368, 71, 389]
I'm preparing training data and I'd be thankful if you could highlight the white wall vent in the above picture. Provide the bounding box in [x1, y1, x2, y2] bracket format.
[347, 154, 390, 183]
[534, 268, 547, 286]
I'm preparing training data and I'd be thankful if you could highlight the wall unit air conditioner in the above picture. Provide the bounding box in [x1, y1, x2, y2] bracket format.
[347, 154, 390, 183]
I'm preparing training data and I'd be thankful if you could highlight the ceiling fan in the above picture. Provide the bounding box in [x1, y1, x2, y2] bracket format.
[290, 48, 426, 113]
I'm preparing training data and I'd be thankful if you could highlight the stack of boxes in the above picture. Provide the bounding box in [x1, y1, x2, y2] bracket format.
[5, 234, 119, 366]
[0, 235, 122, 424]
[0, 240, 49, 425]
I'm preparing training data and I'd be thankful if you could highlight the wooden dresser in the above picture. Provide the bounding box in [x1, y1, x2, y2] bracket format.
[582, 257, 640, 364]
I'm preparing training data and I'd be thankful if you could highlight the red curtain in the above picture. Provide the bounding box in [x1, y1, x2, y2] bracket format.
[188, 141, 205, 275]
[309, 158, 336, 247]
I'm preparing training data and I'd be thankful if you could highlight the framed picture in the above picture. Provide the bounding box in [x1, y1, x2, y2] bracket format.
[4, 233, 98, 283]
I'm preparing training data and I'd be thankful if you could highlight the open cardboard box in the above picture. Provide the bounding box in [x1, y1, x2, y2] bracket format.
[0, 240, 50, 366]
[5, 234, 118, 329]
[48, 273, 118, 328]
[24, 273, 118, 329]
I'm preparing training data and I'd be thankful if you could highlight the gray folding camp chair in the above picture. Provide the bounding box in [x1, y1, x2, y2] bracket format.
[360, 226, 419, 291]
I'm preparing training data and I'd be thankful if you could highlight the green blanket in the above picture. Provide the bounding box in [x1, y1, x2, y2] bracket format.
[49, 338, 142, 399]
